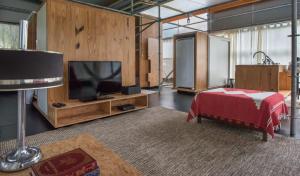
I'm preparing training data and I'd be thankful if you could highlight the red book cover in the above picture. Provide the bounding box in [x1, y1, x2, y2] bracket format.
[31, 148, 98, 176]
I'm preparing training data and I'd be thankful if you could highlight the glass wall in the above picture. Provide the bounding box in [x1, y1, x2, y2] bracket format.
[0, 23, 19, 49]
[162, 38, 174, 83]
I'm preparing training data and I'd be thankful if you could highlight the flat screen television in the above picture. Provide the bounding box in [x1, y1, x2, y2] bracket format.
[68, 61, 122, 100]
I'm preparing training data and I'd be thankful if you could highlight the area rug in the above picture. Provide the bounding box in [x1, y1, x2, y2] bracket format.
[1, 107, 300, 176]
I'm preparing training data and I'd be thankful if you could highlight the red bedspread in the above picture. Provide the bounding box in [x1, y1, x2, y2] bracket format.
[187, 88, 288, 137]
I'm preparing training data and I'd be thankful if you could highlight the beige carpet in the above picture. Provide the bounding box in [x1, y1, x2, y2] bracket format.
[1, 107, 300, 176]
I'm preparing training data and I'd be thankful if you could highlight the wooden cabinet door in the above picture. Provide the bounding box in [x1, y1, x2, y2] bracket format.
[147, 38, 159, 87]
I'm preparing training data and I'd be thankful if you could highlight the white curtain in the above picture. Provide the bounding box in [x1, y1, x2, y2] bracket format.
[263, 24, 291, 65]
[0, 23, 19, 49]
[215, 21, 295, 78]
[162, 38, 174, 79]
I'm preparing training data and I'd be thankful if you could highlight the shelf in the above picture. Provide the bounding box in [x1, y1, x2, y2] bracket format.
[111, 105, 147, 116]
[58, 111, 110, 127]
[42, 93, 148, 128]
[55, 99, 111, 110]
[58, 93, 148, 109]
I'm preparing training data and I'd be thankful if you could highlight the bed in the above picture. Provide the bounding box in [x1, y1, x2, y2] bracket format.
[187, 88, 288, 141]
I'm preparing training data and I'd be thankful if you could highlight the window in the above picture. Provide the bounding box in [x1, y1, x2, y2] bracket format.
[214, 21, 297, 77]
[0, 23, 19, 49]
[162, 38, 173, 81]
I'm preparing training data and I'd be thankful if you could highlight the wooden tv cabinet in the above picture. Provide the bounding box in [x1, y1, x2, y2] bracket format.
[35, 93, 148, 128]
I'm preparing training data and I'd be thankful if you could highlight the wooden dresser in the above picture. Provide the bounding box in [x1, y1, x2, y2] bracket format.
[235, 65, 291, 92]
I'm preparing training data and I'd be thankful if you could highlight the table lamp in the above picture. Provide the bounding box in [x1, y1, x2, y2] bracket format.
[0, 20, 63, 172]
[0, 49, 63, 171]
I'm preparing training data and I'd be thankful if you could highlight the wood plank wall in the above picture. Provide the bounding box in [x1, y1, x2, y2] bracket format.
[46, 0, 135, 103]
[138, 17, 160, 88]
[195, 32, 208, 91]
[235, 65, 280, 91]
[27, 13, 37, 50]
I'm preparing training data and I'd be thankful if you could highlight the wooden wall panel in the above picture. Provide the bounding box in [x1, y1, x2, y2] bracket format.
[147, 38, 159, 87]
[279, 71, 291, 90]
[94, 9, 135, 86]
[235, 65, 290, 92]
[195, 32, 208, 91]
[71, 3, 90, 59]
[47, 0, 71, 103]
[27, 13, 37, 50]
[139, 18, 159, 88]
[46, 0, 135, 102]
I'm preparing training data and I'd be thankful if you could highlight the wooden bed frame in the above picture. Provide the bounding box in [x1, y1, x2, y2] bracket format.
[197, 116, 268, 141]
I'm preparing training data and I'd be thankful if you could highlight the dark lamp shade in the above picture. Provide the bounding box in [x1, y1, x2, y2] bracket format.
[0, 49, 64, 91]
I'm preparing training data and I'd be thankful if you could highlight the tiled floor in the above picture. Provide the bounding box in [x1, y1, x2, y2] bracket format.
[0, 87, 299, 142]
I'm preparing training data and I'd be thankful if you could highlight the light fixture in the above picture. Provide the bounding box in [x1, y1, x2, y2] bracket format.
[187, 13, 191, 24]
[0, 20, 63, 172]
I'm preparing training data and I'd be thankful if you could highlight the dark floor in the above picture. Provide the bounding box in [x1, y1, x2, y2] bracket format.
[0, 87, 300, 142]
[0, 92, 54, 142]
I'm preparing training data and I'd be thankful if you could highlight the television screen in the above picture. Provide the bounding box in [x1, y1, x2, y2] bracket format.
[68, 61, 122, 99]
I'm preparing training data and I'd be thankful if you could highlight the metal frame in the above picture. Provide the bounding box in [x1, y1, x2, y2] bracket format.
[131, 1, 209, 91]
[132, 1, 209, 91]
[290, 0, 297, 137]
[136, 20, 157, 36]
[158, 5, 162, 91]
[165, 22, 206, 32]
[163, 20, 207, 30]
[70, 0, 132, 16]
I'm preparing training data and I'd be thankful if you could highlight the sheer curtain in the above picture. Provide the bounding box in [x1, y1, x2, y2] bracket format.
[0, 23, 19, 49]
[215, 21, 294, 78]
[162, 38, 174, 79]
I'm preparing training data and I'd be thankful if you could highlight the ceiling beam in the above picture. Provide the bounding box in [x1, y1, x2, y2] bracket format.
[162, 0, 262, 23]
[209, 0, 262, 13]
[0, 4, 32, 14]
[108, 0, 131, 9]
[133, 0, 174, 14]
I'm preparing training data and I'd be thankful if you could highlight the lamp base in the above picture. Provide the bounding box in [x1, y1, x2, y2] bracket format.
[0, 146, 42, 172]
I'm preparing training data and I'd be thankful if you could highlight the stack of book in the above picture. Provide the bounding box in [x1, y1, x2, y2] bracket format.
[31, 148, 100, 176]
